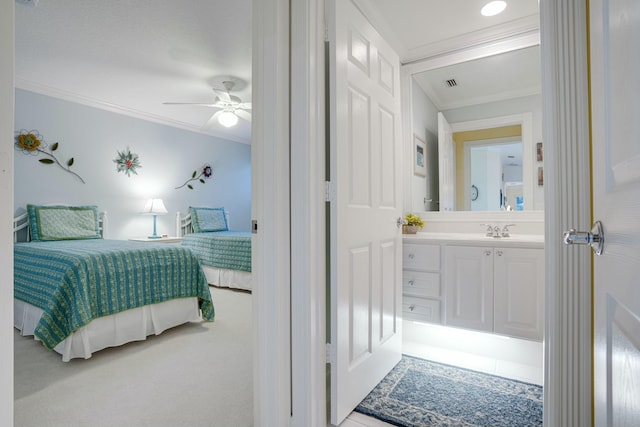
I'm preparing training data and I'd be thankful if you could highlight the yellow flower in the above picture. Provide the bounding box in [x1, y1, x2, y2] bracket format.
[18, 133, 41, 152]
[404, 213, 425, 228]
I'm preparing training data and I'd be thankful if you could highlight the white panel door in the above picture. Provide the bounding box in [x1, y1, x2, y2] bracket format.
[328, 0, 403, 424]
[438, 112, 455, 211]
[590, 1, 640, 425]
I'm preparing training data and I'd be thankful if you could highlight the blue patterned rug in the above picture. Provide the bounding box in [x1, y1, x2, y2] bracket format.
[355, 355, 543, 427]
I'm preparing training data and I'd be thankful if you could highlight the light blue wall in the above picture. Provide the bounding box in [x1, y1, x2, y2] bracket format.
[14, 89, 251, 239]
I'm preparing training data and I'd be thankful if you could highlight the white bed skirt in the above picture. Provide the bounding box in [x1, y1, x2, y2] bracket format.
[202, 266, 253, 291]
[14, 298, 200, 362]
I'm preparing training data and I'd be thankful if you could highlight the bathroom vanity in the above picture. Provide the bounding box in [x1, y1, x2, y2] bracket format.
[402, 232, 544, 341]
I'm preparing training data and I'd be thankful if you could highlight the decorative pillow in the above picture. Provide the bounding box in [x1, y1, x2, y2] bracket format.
[27, 204, 101, 241]
[189, 207, 228, 233]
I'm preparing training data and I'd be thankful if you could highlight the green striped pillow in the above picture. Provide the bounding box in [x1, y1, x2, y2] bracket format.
[189, 207, 228, 233]
[27, 204, 101, 241]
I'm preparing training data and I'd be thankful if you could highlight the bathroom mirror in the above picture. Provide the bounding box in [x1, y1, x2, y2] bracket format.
[401, 37, 544, 213]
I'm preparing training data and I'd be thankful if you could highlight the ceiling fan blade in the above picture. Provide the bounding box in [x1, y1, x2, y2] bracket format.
[203, 110, 223, 128]
[237, 102, 252, 110]
[235, 109, 252, 122]
[213, 89, 231, 103]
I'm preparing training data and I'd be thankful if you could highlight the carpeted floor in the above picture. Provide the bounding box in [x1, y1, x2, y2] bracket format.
[355, 355, 543, 427]
[14, 286, 253, 427]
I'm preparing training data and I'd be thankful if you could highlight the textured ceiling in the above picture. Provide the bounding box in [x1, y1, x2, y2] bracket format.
[14, 1, 539, 144]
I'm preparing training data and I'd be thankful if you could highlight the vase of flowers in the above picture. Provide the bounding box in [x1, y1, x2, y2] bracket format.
[402, 213, 425, 234]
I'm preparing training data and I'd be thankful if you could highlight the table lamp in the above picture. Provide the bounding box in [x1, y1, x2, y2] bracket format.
[142, 198, 168, 239]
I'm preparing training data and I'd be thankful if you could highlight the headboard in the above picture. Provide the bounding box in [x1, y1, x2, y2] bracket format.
[175, 210, 230, 237]
[13, 210, 108, 242]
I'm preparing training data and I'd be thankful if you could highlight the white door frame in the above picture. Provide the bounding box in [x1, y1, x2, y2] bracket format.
[290, 0, 327, 424]
[540, 0, 592, 426]
[0, 1, 15, 426]
[251, 0, 327, 425]
[253, 0, 593, 425]
[451, 113, 534, 213]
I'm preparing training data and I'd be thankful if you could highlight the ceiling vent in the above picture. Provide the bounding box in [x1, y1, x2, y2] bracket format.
[445, 78, 458, 88]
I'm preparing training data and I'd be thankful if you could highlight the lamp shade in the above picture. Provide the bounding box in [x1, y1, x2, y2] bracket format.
[142, 198, 168, 215]
[218, 111, 239, 127]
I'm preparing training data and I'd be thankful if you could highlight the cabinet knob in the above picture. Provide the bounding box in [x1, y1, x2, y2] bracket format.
[484, 250, 492, 256]
[408, 253, 415, 259]
[409, 305, 415, 312]
[496, 249, 503, 256]
[408, 280, 414, 286]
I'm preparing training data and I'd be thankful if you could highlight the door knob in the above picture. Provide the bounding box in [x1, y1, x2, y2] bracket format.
[563, 220, 604, 255]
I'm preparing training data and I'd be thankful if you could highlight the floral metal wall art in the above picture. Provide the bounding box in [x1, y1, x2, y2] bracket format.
[14, 129, 85, 183]
[175, 164, 213, 190]
[114, 147, 141, 177]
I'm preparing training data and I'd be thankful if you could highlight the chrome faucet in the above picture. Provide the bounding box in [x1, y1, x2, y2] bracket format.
[501, 224, 516, 237]
[480, 223, 515, 238]
[481, 224, 500, 237]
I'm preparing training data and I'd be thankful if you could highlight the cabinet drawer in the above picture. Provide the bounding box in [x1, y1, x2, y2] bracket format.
[403, 243, 440, 271]
[403, 270, 440, 298]
[403, 296, 441, 324]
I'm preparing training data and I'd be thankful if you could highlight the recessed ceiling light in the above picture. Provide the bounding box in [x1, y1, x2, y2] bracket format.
[481, 1, 507, 16]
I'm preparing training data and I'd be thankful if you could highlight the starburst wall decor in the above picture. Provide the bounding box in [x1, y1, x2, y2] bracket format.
[113, 147, 141, 177]
[14, 129, 86, 183]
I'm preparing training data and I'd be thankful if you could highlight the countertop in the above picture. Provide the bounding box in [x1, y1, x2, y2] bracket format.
[403, 232, 544, 248]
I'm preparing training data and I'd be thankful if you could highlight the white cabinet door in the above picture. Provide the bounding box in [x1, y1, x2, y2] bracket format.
[328, 0, 403, 424]
[493, 248, 544, 341]
[444, 246, 493, 332]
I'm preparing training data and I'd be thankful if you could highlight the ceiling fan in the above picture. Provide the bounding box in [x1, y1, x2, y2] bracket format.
[163, 80, 251, 128]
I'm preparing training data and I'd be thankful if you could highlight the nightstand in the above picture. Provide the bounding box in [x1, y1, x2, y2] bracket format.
[129, 236, 183, 243]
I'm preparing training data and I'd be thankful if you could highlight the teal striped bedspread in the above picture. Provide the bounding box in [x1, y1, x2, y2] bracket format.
[181, 231, 252, 273]
[14, 239, 214, 350]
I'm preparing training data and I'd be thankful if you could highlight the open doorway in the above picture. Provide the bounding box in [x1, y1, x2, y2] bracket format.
[11, 2, 254, 426]
[335, 1, 545, 425]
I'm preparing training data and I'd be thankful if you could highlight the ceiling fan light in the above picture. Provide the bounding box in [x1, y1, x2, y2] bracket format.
[218, 111, 239, 127]
[481, 1, 506, 16]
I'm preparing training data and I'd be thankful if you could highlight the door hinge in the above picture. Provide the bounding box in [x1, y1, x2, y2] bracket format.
[326, 342, 334, 364]
[324, 181, 335, 202]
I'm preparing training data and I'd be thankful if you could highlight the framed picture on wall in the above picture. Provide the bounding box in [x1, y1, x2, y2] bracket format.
[414, 135, 427, 177]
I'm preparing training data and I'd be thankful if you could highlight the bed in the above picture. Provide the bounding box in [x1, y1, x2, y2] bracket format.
[13, 204, 214, 361]
[176, 207, 253, 291]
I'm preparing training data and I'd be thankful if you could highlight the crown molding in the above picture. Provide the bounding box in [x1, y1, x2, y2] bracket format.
[402, 15, 540, 65]
[436, 86, 542, 111]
